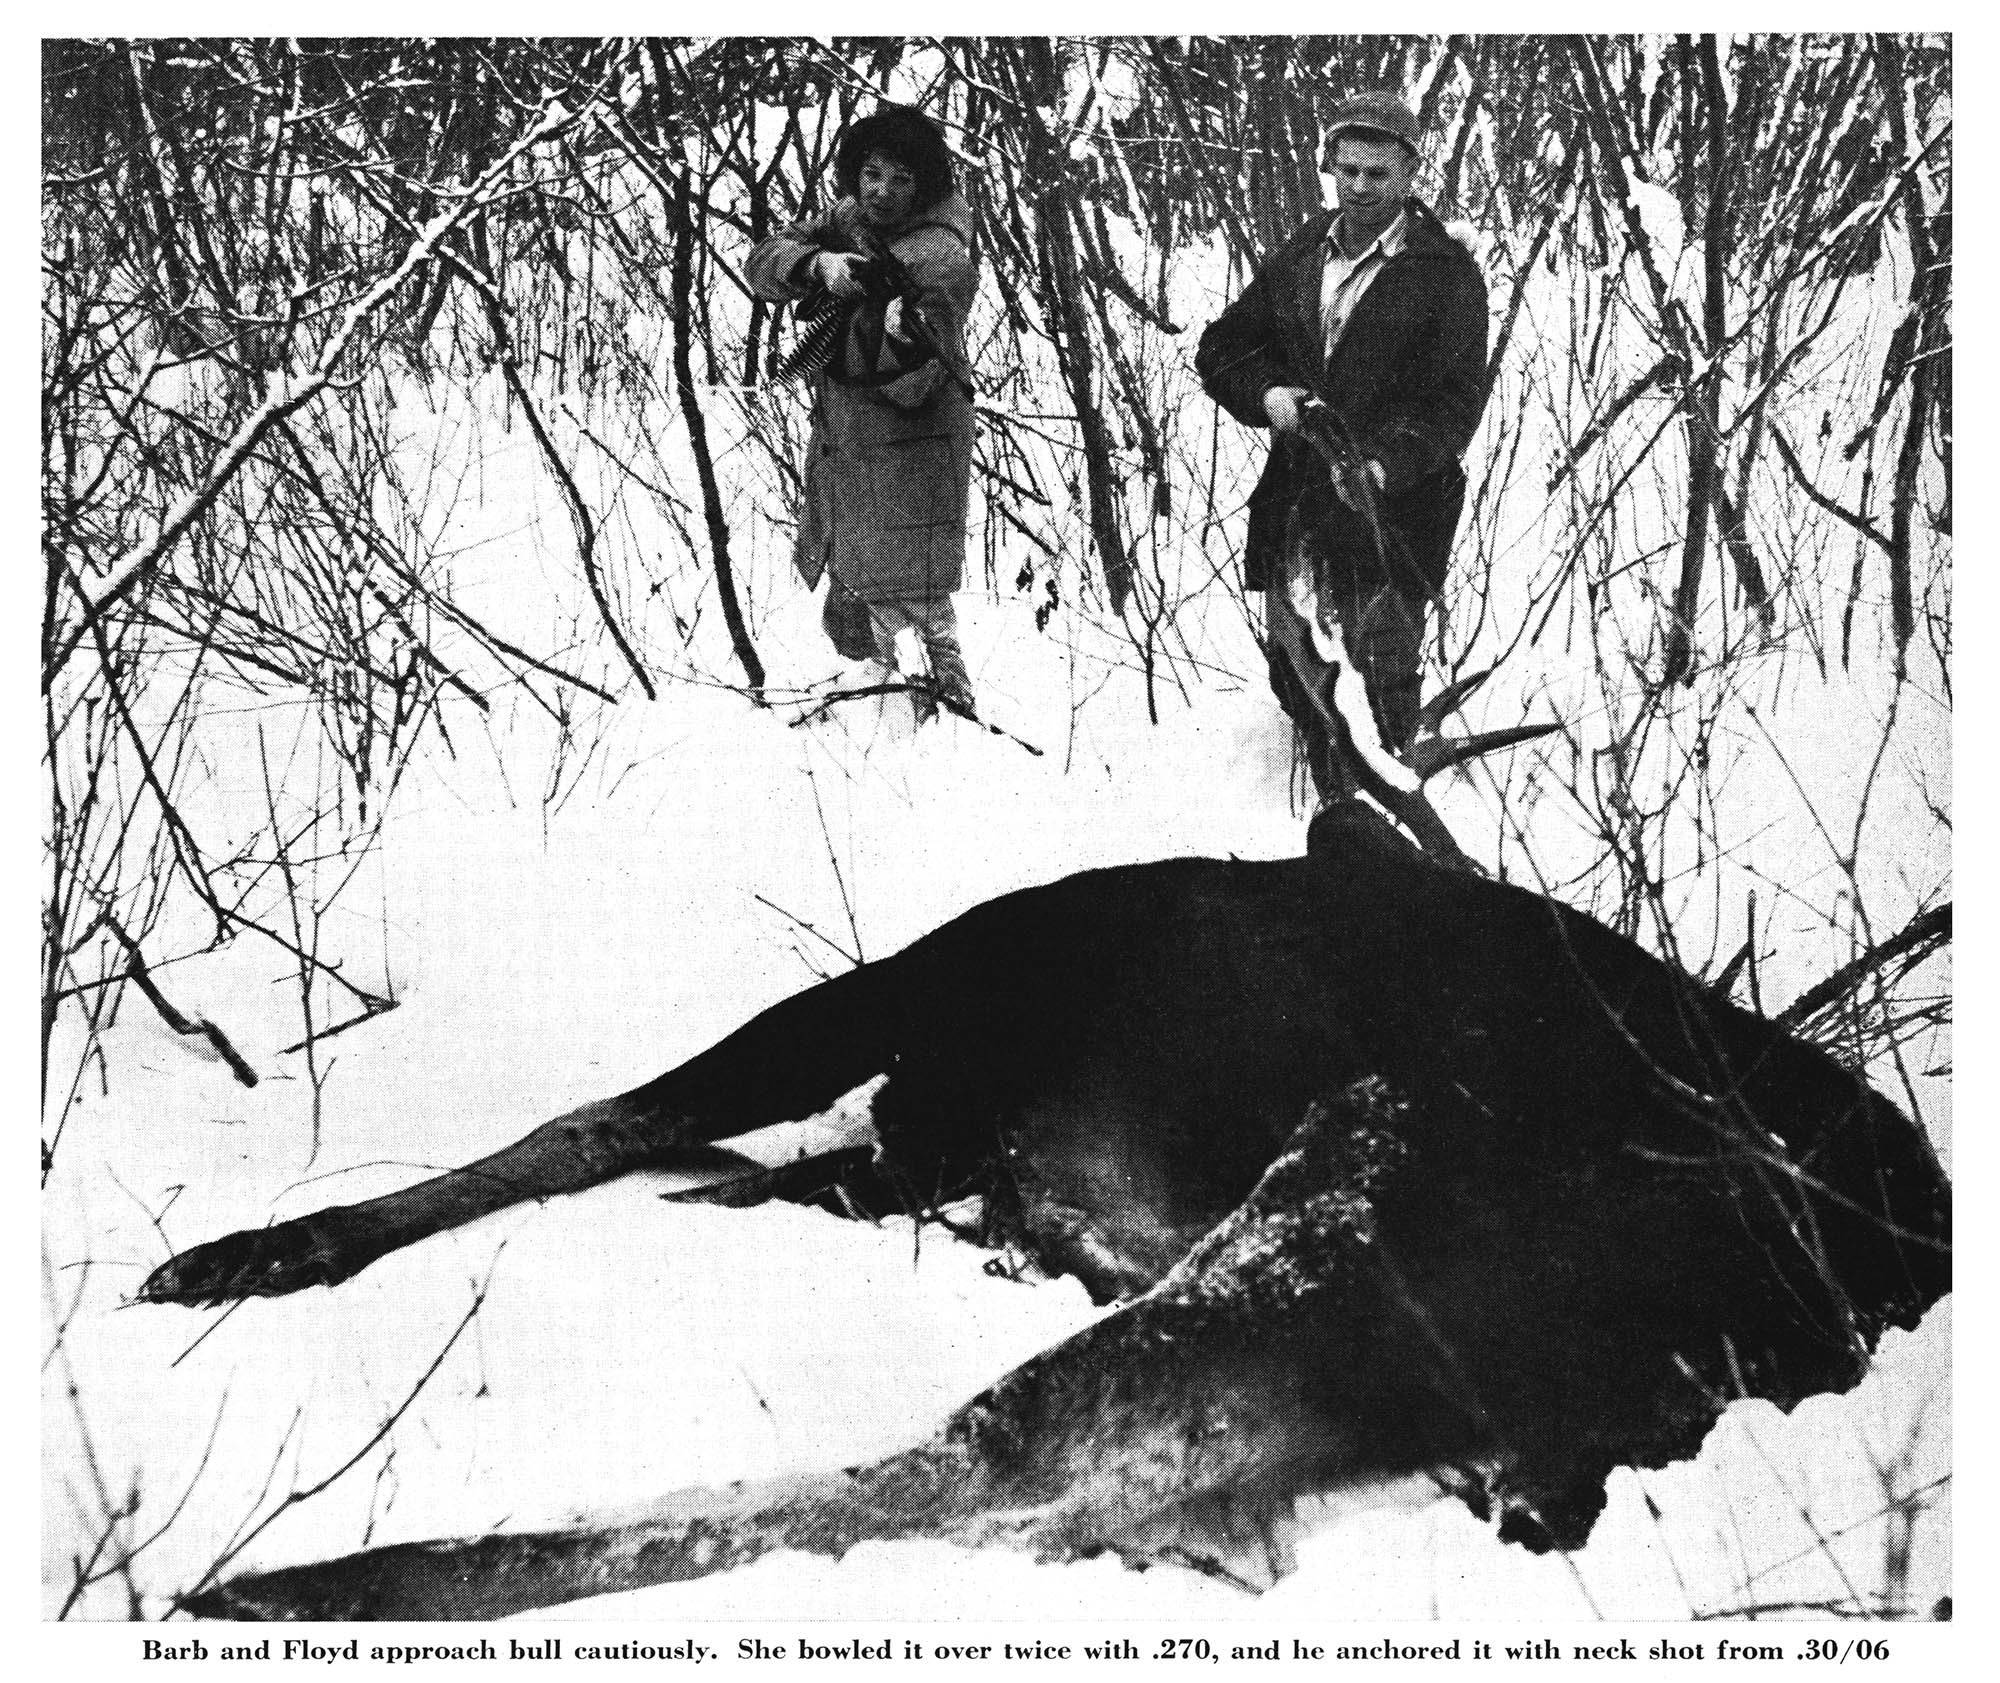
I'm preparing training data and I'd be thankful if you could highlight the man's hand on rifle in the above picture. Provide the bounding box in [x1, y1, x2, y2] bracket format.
[1335, 456, 1387, 511]
[1263, 385, 1312, 434]
[1291, 396, 1386, 512]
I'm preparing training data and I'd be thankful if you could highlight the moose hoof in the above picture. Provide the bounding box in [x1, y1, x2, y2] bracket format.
[140, 1218, 359, 1307]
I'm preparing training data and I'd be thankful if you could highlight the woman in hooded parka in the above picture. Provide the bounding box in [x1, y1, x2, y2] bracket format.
[748, 105, 980, 715]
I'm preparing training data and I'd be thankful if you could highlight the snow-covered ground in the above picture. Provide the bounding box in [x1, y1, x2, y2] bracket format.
[42, 573, 1948, 1628]
[40, 106, 1954, 1633]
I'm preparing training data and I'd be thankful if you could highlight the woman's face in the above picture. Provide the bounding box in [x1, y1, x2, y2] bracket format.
[857, 152, 919, 228]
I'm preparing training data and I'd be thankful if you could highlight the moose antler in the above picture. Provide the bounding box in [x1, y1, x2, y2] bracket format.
[1273, 402, 1560, 870]
[1267, 607, 1558, 872]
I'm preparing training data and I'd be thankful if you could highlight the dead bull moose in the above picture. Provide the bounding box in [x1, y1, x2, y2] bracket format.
[142, 804, 1950, 1621]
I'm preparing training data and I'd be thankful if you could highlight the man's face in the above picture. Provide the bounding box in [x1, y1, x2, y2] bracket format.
[858, 153, 919, 228]
[1330, 135, 1418, 237]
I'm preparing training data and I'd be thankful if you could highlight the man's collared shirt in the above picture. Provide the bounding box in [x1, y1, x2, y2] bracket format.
[1320, 208, 1408, 364]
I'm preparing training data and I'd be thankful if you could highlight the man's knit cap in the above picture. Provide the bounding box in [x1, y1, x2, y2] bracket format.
[1327, 92, 1421, 155]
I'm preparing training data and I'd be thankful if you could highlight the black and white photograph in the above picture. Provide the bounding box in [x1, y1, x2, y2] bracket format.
[39, 27, 1954, 1652]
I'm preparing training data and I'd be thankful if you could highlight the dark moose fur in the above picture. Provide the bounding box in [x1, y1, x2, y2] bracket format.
[146, 807, 1949, 1617]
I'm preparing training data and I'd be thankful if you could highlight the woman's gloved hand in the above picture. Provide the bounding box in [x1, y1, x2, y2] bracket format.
[814, 251, 868, 299]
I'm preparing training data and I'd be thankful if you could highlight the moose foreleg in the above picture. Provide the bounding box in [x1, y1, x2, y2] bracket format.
[142, 966, 897, 1307]
[138, 1092, 686, 1306]
[180, 1083, 1418, 1619]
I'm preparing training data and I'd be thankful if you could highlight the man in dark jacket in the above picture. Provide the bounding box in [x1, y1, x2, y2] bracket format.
[1198, 91, 1489, 799]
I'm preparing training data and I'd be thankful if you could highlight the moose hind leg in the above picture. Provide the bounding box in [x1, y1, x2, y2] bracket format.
[939, 1083, 1415, 1570]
